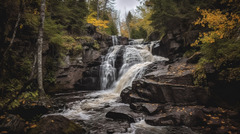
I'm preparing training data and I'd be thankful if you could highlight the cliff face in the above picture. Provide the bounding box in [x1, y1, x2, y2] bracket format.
[53, 26, 112, 92]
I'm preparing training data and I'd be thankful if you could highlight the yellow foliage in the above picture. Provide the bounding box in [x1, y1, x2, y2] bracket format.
[20, 24, 23, 29]
[120, 22, 129, 38]
[87, 11, 109, 30]
[191, 8, 240, 46]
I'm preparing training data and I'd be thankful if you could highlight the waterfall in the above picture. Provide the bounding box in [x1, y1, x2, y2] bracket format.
[112, 35, 118, 46]
[100, 44, 168, 93]
[100, 45, 121, 90]
[52, 41, 169, 133]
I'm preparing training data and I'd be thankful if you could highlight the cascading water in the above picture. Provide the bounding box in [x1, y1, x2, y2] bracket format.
[129, 39, 144, 45]
[112, 35, 118, 46]
[99, 45, 121, 90]
[51, 41, 169, 133]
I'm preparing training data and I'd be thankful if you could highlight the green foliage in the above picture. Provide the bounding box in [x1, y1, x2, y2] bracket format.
[48, 0, 88, 34]
[105, 19, 118, 35]
[183, 49, 197, 58]
[8, 91, 39, 109]
[202, 39, 240, 81]
[193, 58, 208, 86]
[93, 41, 100, 50]
[130, 27, 148, 39]
[148, 0, 213, 32]
[194, 39, 240, 86]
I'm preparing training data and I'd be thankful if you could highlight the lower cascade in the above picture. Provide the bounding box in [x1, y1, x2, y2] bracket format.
[51, 43, 169, 133]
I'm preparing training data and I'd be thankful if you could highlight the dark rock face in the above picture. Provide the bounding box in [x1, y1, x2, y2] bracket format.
[121, 59, 208, 106]
[122, 79, 208, 105]
[28, 115, 86, 134]
[115, 46, 126, 76]
[76, 59, 102, 90]
[145, 106, 240, 134]
[55, 32, 112, 91]
[106, 106, 143, 123]
[0, 114, 25, 134]
[147, 31, 161, 41]
[134, 126, 197, 134]
[118, 36, 129, 45]
[119, 58, 240, 134]
[152, 28, 200, 62]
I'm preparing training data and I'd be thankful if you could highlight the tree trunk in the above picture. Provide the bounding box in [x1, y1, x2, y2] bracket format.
[97, 0, 100, 20]
[0, 0, 23, 66]
[102, 0, 109, 20]
[37, 0, 46, 99]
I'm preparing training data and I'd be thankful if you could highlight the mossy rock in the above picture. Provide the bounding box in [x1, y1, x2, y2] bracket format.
[28, 115, 86, 134]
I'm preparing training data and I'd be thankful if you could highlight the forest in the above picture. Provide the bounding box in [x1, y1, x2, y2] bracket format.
[0, 0, 240, 134]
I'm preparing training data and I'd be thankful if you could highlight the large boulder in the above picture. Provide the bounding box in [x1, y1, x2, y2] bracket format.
[106, 106, 143, 123]
[151, 27, 200, 62]
[8, 101, 50, 120]
[121, 59, 209, 106]
[122, 79, 208, 106]
[0, 114, 25, 134]
[145, 106, 240, 134]
[118, 36, 129, 45]
[28, 115, 86, 134]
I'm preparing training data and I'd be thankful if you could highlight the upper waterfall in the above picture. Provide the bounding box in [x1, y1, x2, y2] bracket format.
[100, 43, 168, 93]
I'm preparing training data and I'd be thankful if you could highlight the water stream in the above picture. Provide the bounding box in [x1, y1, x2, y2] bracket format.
[51, 39, 169, 133]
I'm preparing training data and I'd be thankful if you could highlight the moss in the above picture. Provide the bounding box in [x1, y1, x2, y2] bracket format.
[93, 40, 100, 50]
[28, 116, 86, 134]
[193, 58, 209, 87]
[72, 44, 83, 55]
[76, 36, 94, 43]
[63, 122, 86, 134]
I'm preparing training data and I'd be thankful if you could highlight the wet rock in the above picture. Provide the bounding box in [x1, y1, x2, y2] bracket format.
[28, 115, 86, 134]
[107, 129, 114, 134]
[135, 128, 157, 134]
[0, 114, 25, 134]
[131, 79, 208, 105]
[10, 103, 49, 120]
[145, 106, 206, 127]
[115, 46, 126, 75]
[142, 103, 161, 115]
[106, 106, 142, 123]
[55, 63, 85, 91]
[118, 36, 129, 45]
[130, 103, 143, 111]
[121, 87, 149, 104]
[145, 114, 174, 126]
[135, 126, 197, 134]
[164, 126, 197, 134]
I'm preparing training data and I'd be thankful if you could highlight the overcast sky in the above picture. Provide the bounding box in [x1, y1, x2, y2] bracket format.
[115, 0, 140, 19]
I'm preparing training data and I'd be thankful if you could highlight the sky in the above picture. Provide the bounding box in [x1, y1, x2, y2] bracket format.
[115, 0, 140, 19]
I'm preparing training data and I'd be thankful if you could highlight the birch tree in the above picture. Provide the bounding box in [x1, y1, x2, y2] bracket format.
[36, 0, 47, 100]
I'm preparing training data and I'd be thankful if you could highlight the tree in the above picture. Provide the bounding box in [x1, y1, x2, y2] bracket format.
[0, 0, 23, 68]
[36, 0, 47, 101]
[191, 8, 240, 46]
[126, 11, 133, 38]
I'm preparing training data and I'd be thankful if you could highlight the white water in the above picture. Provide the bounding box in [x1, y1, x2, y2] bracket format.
[129, 39, 144, 45]
[112, 35, 118, 46]
[52, 41, 169, 133]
